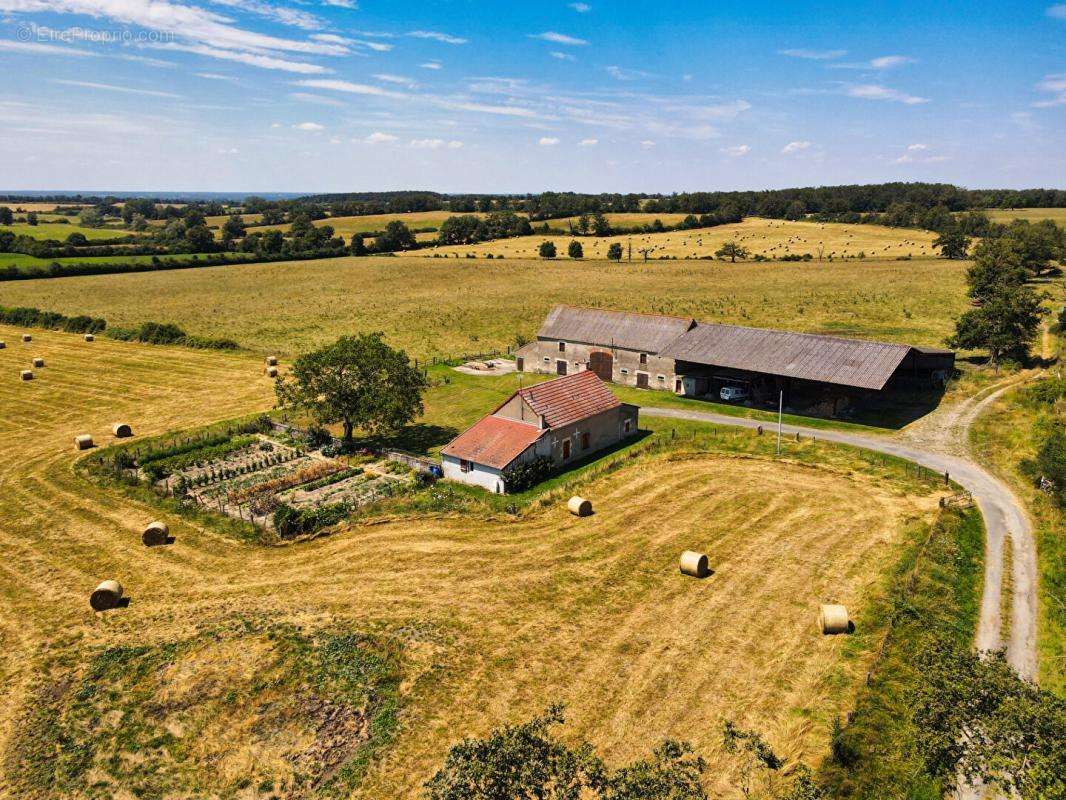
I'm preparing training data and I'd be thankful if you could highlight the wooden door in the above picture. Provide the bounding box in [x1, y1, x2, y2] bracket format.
[562, 439, 571, 459]
[556, 359, 568, 376]
[636, 372, 649, 389]
[588, 350, 613, 382]
[516, 356, 524, 372]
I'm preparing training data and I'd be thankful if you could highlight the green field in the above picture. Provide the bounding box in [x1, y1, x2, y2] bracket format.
[0, 254, 969, 357]
[0, 251, 252, 273]
[983, 207, 1066, 226]
[1, 222, 136, 241]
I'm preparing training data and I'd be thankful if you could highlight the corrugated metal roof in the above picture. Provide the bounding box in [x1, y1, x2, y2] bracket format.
[661, 323, 912, 390]
[517, 370, 621, 428]
[441, 415, 544, 470]
[537, 305, 696, 353]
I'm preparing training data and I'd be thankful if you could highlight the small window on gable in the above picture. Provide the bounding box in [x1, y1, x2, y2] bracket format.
[639, 353, 648, 366]
[543, 356, 550, 363]
[620, 368, 629, 375]
[581, 432, 590, 450]
[624, 419, 632, 433]
[657, 374, 665, 381]
[558, 341, 566, 352]
[460, 459, 472, 473]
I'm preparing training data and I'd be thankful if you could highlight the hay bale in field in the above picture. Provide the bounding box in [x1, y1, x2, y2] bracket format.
[21, 333, 31, 342]
[265, 355, 277, 366]
[112, 423, 133, 438]
[818, 604, 851, 635]
[21, 370, 33, 381]
[89, 580, 123, 611]
[142, 521, 169, 547]
[32, 357, 44, 368]
[84, 333, 94, 342]
[266, 365, 279, 378]
[567, 496, 592, 516]
[74, 434, 94, 450]
[0, 341, 5, 349]
[679, 550, 710, 578]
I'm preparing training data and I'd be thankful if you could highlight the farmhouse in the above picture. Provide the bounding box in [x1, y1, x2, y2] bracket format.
[441, 370, 639, 493]
[516, 305, 955, 412]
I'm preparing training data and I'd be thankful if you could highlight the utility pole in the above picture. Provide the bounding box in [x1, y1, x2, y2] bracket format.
[776, 389, 783, 456]
[627, 237, 632, 262]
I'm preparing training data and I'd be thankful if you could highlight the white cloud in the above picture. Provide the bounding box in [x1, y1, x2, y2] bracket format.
[870, 55, 914, 69]
[155, 42, 332, 74]
[845, 84, 929, 104]
[1034, 73, 1066, 107]
[779, 48, 846, 60]
[373, 73, 416, 88]
[578, 138, 598, 146]
[1047, 4, 1066, 18]
[311, 33, 351, 44]
[294, 121, 324, 131]
[420, 61, 442, 70]
[892, 144, 949, 165]
[0, 39, 95, 56]
[364, 131, 397, 143]
[435, 99, 539, 118]
[197, 72, 238, 81]
[356, 39, 393, 52]
[293, 78, 407, 98]
[538, 136, 560, 145]
[781, 140, 811, 155]
[322, 0, 356, 7]
[289, 91, 344, 106]
[409, 138, 462, 149]
[640, 139, 655, 148]
[49, 78, 181, 97]
[720, 144, 750, 157]
[407, 30, 467, 44]
[907, 143, 928, 151]
[570, 2, 590, 10]
[605, 65, 652, 80]
[207, 0, 323, 31]
[529, 31, 589, 45]
[550, 51, 576, 61]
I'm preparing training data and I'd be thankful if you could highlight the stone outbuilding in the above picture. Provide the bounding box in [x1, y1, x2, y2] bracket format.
[440, 370, 639, 493]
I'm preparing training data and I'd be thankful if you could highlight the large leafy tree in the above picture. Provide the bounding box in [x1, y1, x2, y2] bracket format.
[276, 333, 427, 445]
[933, 227, 971, 259]
[949, 284, 1046, 365]
[715, 241, 750, 262]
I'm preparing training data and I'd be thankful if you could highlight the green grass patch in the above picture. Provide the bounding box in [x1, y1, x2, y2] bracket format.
[1, 222, 138, 241]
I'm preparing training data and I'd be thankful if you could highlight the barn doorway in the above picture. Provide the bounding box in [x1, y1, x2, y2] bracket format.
[516, 356, 524, 372]
[556, 359, 568, 375]
[636, 372, 649, 389]
[588, 350, 613, 382]
[562, 439, 571, 459]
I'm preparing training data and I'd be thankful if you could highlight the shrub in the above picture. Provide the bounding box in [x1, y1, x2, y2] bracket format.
[504, 456, 553, 493]
[538, 240, 557, 258]
[568, 240, 583, 259]
[273, 502, 350, 538]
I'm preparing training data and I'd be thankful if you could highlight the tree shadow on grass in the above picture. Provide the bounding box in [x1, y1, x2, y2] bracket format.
[353, 423, 459, 456]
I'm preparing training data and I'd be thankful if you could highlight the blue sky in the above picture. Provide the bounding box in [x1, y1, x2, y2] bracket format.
[0, 0, 1062, 193]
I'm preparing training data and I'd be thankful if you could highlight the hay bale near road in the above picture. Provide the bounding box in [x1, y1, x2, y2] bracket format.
[89, 580, 124, 611]
[265, 355, 278, 367]
[567, 496, 592, 516]
[20, 370, 33, 381]
[679, 550, 710, 578]
[32, 357, 44, 368]
[84, 333, 94, 342]
[112, 423, 133, 438]
[142, 521, 169, 547]
[818, 604, 851, 635]
[266, 366, 279, 378]
[74, 434, 94, 450]
[21, 334, 31, 342]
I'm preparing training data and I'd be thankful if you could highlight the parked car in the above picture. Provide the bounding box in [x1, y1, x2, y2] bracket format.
[719, 385, 749, 401]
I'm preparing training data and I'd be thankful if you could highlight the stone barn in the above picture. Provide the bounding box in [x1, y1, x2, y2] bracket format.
[440, 370, 639, 493]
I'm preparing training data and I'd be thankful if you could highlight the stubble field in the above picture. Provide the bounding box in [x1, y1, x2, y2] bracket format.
[0, 325, 942, 798]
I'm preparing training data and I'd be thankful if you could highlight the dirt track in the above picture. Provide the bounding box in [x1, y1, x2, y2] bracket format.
[642, 400, 1038, 682]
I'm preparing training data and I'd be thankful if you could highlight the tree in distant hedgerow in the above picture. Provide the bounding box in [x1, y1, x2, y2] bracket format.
[607, 242, 623, 261]
[568, 240, 584, 259]
[715, 241, 750, 263]
[539, 240, 557, 258]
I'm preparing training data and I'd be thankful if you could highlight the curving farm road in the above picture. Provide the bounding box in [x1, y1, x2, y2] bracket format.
[643, 386, 1038, 682]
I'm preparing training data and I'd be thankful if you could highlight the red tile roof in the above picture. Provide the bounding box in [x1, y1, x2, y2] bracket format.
[517, 370, 620, 428]
[441, 415, 544, 470]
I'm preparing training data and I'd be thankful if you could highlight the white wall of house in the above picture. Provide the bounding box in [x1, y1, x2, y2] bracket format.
[441, 453, 507, 493]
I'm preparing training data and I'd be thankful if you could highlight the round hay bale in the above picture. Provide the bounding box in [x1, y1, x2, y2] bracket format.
[266, 365, 279, 378]
[74, 434, 94, 450]
[21, 333, 31, 342]
[112, 423, 133, 438]
[142, 521, 169, 547]
[756, 425, 763, 435]
[818, 604, 851, 635]
[32, 357, 44, 368]
[84, 333, 94, 342]
[679, 550, 710, 578]
[90, 580, 123, 611]
[567, 496, 592, 516]
[265, 355, 278, 366]
[0, 341, 5, 349]
[21, 370, 33, 381]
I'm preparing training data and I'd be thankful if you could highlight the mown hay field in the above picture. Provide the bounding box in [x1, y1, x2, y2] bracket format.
[417, 218, 939, 261]
[244, 210, 468, 237]
[983, 207, 1066, 226]
[0, 254, 968, 358]
[0, 202, 84, 213]
[0, 325, 943, 797]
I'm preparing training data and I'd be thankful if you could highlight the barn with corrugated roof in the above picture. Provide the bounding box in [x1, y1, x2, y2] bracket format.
[516, 305, 954, 414]
[441, 370, 639, 493]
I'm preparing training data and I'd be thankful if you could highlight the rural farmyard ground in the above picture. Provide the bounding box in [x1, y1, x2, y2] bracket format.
[1, 1, 1065, 797]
